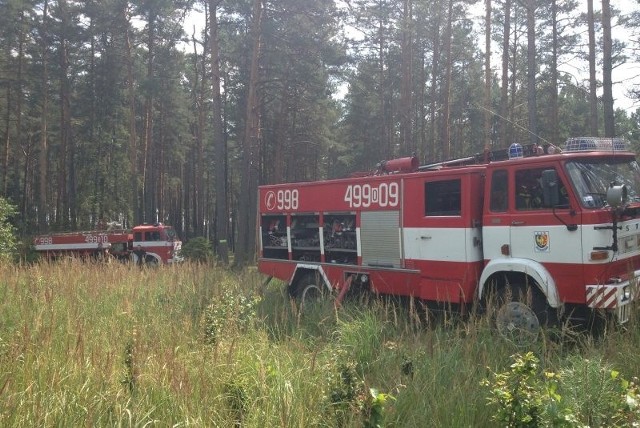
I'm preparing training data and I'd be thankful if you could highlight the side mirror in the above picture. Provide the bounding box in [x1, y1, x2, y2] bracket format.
[606, 184, 628, 208]
[541, 169, 559, 207]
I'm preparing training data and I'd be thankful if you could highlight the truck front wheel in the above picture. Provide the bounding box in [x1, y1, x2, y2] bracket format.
[145, 254, 159, 266]
[493, 283, 557, 345]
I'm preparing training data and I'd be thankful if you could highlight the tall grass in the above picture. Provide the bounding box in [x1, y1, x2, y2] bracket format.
[0, 260, 639, 426]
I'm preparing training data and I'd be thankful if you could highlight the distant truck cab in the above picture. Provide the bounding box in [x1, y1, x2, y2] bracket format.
[131, 223, 182, 264]
[257, 137, 639, 335]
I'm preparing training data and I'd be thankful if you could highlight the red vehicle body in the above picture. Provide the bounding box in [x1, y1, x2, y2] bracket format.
[34, 223, 182, 264]
[258, 138, 640, 331]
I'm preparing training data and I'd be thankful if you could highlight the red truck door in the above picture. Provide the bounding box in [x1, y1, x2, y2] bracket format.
[505, 165, 582, 303]
[402, 172, 484, 303]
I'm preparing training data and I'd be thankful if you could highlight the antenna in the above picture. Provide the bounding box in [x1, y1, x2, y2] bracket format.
[473, 103, 551, 145]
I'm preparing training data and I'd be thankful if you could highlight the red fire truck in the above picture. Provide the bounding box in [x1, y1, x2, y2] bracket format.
[258, 137, 640, 335]
[33, 222, 182, 265]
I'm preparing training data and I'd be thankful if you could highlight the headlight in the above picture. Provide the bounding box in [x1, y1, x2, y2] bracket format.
[622, 285, 631, 301]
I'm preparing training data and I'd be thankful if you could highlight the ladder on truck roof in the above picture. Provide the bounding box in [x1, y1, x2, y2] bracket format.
[372, 144, 538, 175]
[419, 142, 561, 171]
[377, 137, 626, 175]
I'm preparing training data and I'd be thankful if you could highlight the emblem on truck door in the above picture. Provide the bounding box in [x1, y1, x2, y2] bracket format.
[534, 231, 550, 252]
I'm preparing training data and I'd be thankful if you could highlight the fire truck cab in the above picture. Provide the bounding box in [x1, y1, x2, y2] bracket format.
[258, 138, 639, 334]
[131, 223, 182, 265]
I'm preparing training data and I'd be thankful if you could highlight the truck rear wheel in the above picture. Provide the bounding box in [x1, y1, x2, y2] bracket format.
[492, 283, 557, 345]
[294, 273, 327, 313]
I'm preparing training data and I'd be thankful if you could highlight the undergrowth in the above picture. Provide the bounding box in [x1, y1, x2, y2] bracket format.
[0, 260, 639, 426]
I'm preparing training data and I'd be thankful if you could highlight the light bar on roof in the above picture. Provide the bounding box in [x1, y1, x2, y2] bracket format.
[564, 137, 628, 152]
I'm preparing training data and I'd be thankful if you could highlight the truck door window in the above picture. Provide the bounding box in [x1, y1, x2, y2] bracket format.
[516, 168, 568, 210]
[425, 179, 461, 216]
[490, 170, 508, 212]
[516, 169, 543, 210]
[144, 231, 161, 241]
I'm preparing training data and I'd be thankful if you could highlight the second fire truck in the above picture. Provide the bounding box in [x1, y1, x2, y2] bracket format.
[34, 222, 182, 265]
[258, 137, 640, 336]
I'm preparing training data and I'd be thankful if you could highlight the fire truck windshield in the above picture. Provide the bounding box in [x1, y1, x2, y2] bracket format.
[566, 159, 640, 208]
[165, 227, 177, 240]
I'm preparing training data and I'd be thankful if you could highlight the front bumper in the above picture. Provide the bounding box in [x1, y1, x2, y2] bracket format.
[586, 271, 639, 323]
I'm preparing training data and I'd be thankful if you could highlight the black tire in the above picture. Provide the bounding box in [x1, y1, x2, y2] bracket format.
[295, 273, 327, 312]
[144, 254, 159, 266]
[491, 283, 557, 346]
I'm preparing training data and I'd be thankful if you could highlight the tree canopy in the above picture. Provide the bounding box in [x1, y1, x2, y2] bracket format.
[1, 0, 639, 263]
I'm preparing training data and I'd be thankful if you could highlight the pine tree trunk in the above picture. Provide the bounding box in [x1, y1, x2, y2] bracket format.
[587, 0, 598, 135]
[143, 11, 156, 223]
[38, 0, 50, 229]
[484, 0, 492, 148]
[400, 0, 413, 154]
[58, 0, 72, 227]
[15, 9, 25, 213]
[441, 0, 453, 159]
[550, 0, 559, 143]
[235, 0, 263, 267]
[526, 0, 538, 146]
[428, 8, 441, 161]
[210, 0, 229, 264]
[499, 0, 511, 146]
[601, 0, 615, 137]
[124, 5, 139, 226]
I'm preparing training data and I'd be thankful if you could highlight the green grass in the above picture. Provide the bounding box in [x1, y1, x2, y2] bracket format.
[0, 260, 639, 426]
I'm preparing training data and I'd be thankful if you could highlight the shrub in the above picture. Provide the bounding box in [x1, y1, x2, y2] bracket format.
[0, 197, 17, 262]
[483, 352, 640, 427]
[363, 388, 395, 428]
[202, 288, 261, 345]
[180, 236, 213, 263]
[560, 355, 640, 426]
[482, 352, 578, 427]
